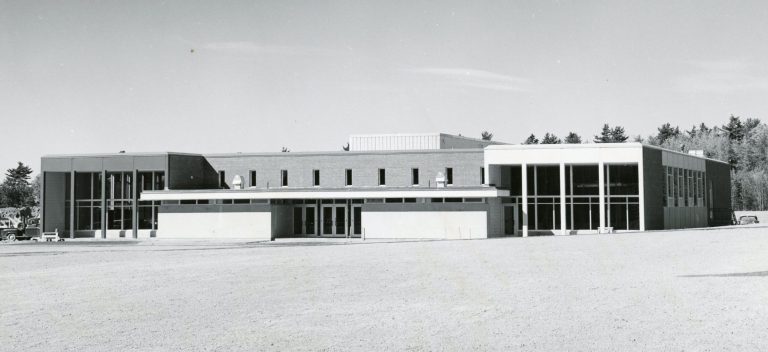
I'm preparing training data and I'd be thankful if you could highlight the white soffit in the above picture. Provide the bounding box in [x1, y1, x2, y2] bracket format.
[141, 188, 509, 201]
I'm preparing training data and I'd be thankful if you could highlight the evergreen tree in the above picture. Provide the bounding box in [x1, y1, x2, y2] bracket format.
[523, 134, 539, 144]
[656, 123, 681, 143]
[0, 162, 35, 208]
[610, 126, 629, 143]
[722, 115, 745, 142]
[563, 132, 582, 144]
[594, 124, 613, 143]
[541, 133, 561, 144]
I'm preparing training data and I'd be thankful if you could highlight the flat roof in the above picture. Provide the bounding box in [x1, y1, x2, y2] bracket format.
[41, 152, 200, 159]
[486, 142, 729, 165]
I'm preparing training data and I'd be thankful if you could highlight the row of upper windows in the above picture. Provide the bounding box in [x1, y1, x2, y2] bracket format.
[662, 166, 707, 207]
[216, 167, 478, 188]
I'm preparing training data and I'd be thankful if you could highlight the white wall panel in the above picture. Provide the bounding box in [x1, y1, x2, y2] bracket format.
[157, 212, 272, 239]
[362, 211, 487, 239]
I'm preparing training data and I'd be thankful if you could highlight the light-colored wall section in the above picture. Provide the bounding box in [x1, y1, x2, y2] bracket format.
[363, 211, 487, 239]
[485, 143, 645, 167]
[157, 212, 272, 239]
[350, 133, 441, 151]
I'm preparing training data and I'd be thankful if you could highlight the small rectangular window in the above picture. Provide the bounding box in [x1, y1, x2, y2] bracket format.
[345, 169, 352, 186]
[281, 170, 288, 187]
[446, 167, 453, 185]
[313, 169, 320, 186]
[218, 171, 226, 188]
[249, 170, 256, 187]
[378, 169, 386, 186]
[480, 167, 485, 184]
[412, 168, 419, 185]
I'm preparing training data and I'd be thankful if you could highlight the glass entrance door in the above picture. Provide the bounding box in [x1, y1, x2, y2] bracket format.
[321, 205, 346, 236]
[293, 205, 316, 236]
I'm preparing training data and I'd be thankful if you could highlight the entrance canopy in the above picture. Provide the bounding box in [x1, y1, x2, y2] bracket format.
[140, 186, 508, 201]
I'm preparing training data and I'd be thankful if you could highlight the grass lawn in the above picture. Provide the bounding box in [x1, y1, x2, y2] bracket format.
[2, 226, 767, 351]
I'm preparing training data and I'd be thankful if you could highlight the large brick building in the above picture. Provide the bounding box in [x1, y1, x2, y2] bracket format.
[39, 133, 731, 240]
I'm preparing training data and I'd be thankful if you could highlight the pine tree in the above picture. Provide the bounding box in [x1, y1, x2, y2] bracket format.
[563, 132, 582, 144]
[610, 126, 629, 143]
[541, 133, 561, 144]
[594, 124, 613, 143]
[523, 134, 539, 144]
[722, 115, 745, 142]
[0, 162, 35, 208]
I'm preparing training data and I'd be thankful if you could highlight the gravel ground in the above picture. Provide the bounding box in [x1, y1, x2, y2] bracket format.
[1, 226, 768, 351]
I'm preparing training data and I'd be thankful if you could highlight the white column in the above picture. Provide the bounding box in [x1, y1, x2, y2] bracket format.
[559, 162, 567, 235]
[70, 170, 75, 239]
[598, 161, 606, 231]
[101, 170, 106, 239]
[521, 163, 528, 237]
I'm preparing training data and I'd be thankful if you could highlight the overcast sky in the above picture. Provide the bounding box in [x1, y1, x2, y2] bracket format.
[2, 0, 768, 175]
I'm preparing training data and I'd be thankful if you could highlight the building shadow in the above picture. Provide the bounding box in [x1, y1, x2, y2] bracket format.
[679, 271, 768, 278]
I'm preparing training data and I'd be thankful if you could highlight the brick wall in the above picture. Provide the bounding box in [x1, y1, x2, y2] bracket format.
[204, 150, 484, 189]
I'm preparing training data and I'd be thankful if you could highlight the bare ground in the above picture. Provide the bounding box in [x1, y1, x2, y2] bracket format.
[2, 226, 768, 351]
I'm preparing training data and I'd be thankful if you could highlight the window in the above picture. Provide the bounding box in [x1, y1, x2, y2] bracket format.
[446, 168, 453, 185]
[313, 169, 320, 186]
[249, 170, 256, 187]
[345, 169, 352, 186]
[412, 168, 419, 186]
[480, 167, 485, 184]
[378, 169, 385, 186]
[218, 171, 226, 188]
[281, 170, 288, 187]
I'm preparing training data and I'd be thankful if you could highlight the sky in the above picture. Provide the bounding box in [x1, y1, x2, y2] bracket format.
[2, 0, 768, 175]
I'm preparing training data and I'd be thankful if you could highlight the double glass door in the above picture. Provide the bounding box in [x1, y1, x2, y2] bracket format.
[293, 205, 316, 235]
[321, 205, 346, 236]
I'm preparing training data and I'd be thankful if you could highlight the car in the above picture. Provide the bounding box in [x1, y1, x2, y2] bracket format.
[738, 215, 759, 225]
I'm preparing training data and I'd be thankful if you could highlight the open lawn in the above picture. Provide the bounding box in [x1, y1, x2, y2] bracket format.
[2, 227, 768, 351]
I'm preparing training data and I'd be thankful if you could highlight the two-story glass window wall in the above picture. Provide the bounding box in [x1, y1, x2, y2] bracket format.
[74, 172, 102, 230]
[604, 164, 639, 230]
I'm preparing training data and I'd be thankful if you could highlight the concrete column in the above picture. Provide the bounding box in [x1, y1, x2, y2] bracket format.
[598, 161, 606, 231]
[101, 170, 106, 239]
[70, 170, 75, 239]
[521, 163, 528, 237]
[132, 169, 138, 239]
[559, 162, 567, 235]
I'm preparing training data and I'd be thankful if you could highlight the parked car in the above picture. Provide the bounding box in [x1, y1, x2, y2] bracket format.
[738, 215, 759, 225]
[1, 216, 41, 242]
